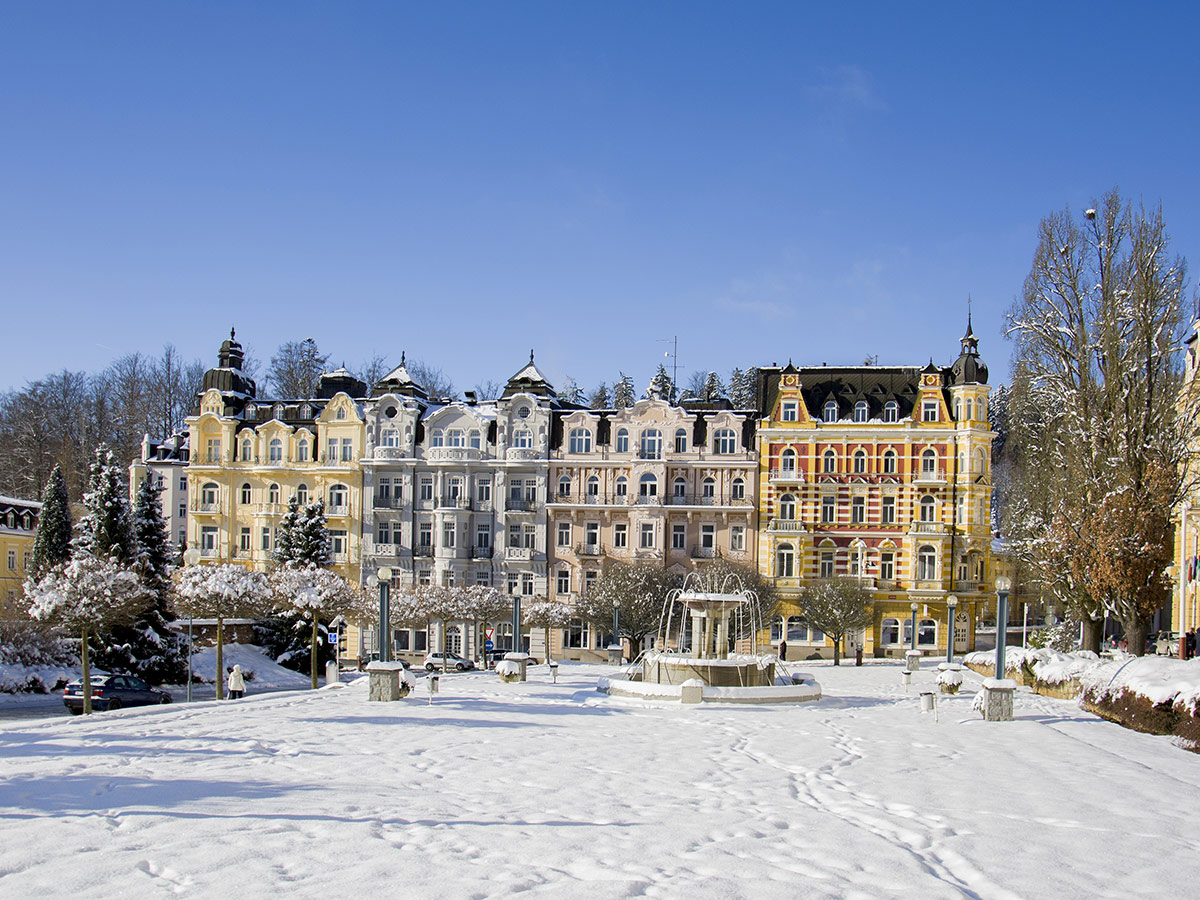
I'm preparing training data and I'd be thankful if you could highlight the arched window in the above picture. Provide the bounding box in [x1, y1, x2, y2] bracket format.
[640, 429, 662, 460]
[336, 407, 346, 420]
[973, 448, 986, 475]
[269, 483, 280, 504]
[296, 483, 309, 506]
[920, 495, 936, 522]
[241, 439, 252, 462]
[823, 399, 838, 423]
[881, 618, 900, 645]
[201, 482, 219, 506]
[701, 477, 715, 500]
[615, 476, 628, 497]
[673, 476, 687, 499]
[917, 545, 937, 580]
[823, 449, 837, 474]
[569, 428, 592, 453]
[921, 449, 938, 475]
[953, 398, 961, 420]
[966, 398, 974, 421]
[297, 439, 310, 461]
[883, 401, 899, 423]
[853, 401, 868, 423]
[853, 450, 867, 474]
[770, 616, 784, 642]
[430, 429, 444, 448]
[713, 428, 736, 454]
[917, 619, 937, 646]
[883, 450, 897, 474]
[781, 449, 797, 473]
[779, 493, 796, 520]
[558, 476, 572, 497]
[639, 473, 658, 498]
[731, 477, 745, 500]
[240, 483, 252, 505]
[329, 484, 347, 509]
[786, 616, 806, 642]
[776, 543, 795, 578]
[445, 624, 462, 655]
[512, 429, 532, 449]
[674, 428, 688, 453]
[615, 428, 629, 453]
[586, 475, 599, 499]
[380, 429, 397, 449]
[269, 438, 283, 462]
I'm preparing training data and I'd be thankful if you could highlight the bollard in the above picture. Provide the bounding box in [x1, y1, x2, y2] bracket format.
[427, 674, 439, 704]
[326, 659, 339, 687]
[855, 648, 863, 667]
[549, 662, 559, 683]
[920, 691, 935, 714]
[902, 670, 912, 693]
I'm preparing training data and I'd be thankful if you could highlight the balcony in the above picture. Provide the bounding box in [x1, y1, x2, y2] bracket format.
[769, 468, 804, 483]
[633, 495, 662, 506]
[373, 495, 401, 509]
[909, 522, 945, 534]
[254, 503, 284, 515]
[370, 543, 410, 559]
[414, 546, 434, 558]
[506, 498, 537, 512]
[914, 467, 948, 484]
[373, 447, 408, 461]
[192, 501, 220, 514]
[768, 518, 806, 533]
[438, 496, 472, 510]
[506, 546, 543, 561]
[575, 542, 606, 558]
[426, 447, 484, 462]
[691, 545, 717, 559]
[506, 447, 541, 461]
[666, 493, 723, 507]
[470, 545, 493, 560]
[327, 504, 350, 517]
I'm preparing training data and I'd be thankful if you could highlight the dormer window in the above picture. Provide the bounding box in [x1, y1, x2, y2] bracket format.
[615, 428, 629, 453]
[430, 429, 444, 448]
[883, 401, 899, 423]
[781, 401, 798, 422]
[714, 428, 736, 454]
[298, 439, 310, 461]
[569, 428, 592, 453]
[301, 404, 312, 419]
[336, 407, 346, 420]
[823, 400, 838, 423]
[273, 404, 283, 419]
[245, 403, 256, 418]
[853, 401, 868, 423]
[922, 400, 939, 422]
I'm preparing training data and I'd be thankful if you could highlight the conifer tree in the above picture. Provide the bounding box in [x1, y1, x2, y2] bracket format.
[646, 365, 676, 403]
[29, 465, 72, 581]
[702, 371, 726, 402]
[613, 373, 636, 410]
[265, 496, 333, 673]
[588, 382, 611, 408]
[74, 445, 136, 564]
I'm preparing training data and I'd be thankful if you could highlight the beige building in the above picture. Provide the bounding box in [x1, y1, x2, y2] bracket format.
[0, 495, 39, 614]
[547, 397, 757, 661]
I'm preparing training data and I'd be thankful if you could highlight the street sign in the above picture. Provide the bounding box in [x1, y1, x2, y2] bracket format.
[485, 640, 494, 651]
[327, 633, 338, 646]
[485, 627, 495, 641]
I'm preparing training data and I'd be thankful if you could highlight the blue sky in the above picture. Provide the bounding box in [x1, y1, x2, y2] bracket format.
[3, 2, 1199, 396]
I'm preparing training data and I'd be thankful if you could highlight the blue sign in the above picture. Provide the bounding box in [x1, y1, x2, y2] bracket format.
[485, 640, 494, 651]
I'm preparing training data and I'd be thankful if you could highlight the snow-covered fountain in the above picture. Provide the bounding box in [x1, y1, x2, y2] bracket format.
[598, 572, 821, 705]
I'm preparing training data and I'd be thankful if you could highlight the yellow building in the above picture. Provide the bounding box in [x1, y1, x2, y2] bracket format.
[183, 332, 367, 593]
[1172, 316, 1200, 648]
[755, 323, 995, 659]
[0, 495, 39, 615]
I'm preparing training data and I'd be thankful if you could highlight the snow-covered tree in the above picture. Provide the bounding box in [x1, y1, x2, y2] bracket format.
[560, 376, 586, 405]
[727, 368, 749, 408]
[702, 371, 726, 402]
[29, 465, 72, 581]
[27, 554, 152, 714]
[613, 373, 636, 410]
[269, 565, 370, 688]
[268, 338, 329, 398]
[176, 564, 272, 699]
[579, 561, 682, 658]
[274, 496, 331, 568]
[679, 370, 707, 401]
[645, 365, 676, 403]
[74, 445, 136, 564]
[798, 578, 874, 665]
[97, 474, 187, 685]
[588, 382, 611, 409]
[523, 597, 575, 663]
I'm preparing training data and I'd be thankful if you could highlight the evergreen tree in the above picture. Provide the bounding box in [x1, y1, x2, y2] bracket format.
[560, 376, 586, 405]
[29, 465, 72, 581]
[729, 367, 758, 409]
[645, 365, 676, 403]
[613, 373, 636, 410]
[74, 445, 136, 564]
[266, 496, 332, 672]
[99, 474, 188, 684]
[702, 371, 726, 402]
[588, 382, 611, 408]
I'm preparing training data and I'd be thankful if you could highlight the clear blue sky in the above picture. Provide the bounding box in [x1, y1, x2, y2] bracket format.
[3, 2, 1198, 396]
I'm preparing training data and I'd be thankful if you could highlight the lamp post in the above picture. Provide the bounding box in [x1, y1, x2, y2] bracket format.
[945, 594, 958, 663]
[375, 567, 392, 662]
[182, 548, 202, 703]
[613, 598, 620, 661]
[910, 602, 919, 652]
[511, 591, 521, 656]
[995, 576, 1012, 678]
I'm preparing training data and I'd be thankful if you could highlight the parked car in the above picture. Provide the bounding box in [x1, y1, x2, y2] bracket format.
[1154, 632, 1181, 656]
[486, 649, 538, 666]
[423, 652, 476, 672]
[63, 674, 172, 714]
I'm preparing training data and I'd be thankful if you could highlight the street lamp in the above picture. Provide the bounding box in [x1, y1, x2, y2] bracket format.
[945, 594, 958, 663]
[182, 547, 201, 703]
[612, 598, 620, 660]
[374, 567, 392, 662]
[910, 602, 919, 652]
[994, 576, 1012, 678]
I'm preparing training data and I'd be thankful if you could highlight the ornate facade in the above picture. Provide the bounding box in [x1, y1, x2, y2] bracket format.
[0, 495, 39, 614]
[755, 323, 994, 658]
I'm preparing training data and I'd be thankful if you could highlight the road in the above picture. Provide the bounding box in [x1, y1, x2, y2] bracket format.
[0, 683, 315, 721]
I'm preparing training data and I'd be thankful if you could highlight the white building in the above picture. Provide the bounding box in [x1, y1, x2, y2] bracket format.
[129, 431, 190, 551]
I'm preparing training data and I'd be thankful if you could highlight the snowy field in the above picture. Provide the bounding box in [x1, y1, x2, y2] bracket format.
[1, 661, 1197, 899]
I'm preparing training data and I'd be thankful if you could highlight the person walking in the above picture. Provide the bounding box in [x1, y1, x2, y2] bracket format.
[778, 639, 787, 662]
[227, 664, 246, 700]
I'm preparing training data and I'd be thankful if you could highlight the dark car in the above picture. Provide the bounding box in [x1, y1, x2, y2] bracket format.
[486, 649, 539, 666]
[63, 674, 173, 714]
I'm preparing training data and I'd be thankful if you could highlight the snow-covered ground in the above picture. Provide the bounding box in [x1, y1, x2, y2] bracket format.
[0, 660, 1196, 899]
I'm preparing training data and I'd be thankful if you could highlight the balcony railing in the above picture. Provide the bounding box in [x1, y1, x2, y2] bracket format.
[769, 468, 804, 483]
[438, 496, 472, 510]
[691, 545, 717, 559]
[192, 501, 220, 513]
[506, 546, 541, 560]
[470, 545, 493, 559]
[768, 518, 806, 533]
[373, 495, 401, 509]
[909, 522, 945, 534]
[633, 495, 662, 506]
[575, 543, 606, 558]
[914, 467, 948, 483]
[426, 447, 484, 462]
[506, 447, 542, 460]
[327, 504, 350, 517]
[373, 447, 407, 460]
[506, 498, 537, 512]
[414, 546, 434, 558]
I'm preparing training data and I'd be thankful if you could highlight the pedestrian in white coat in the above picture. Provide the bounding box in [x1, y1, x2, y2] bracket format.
[227, 664, 246, 700]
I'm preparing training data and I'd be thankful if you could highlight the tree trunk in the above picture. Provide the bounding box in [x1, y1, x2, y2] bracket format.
[215, 617, 224, 700]
[81, 626, 92, 715]
[310, 618, 320, 689]
[832, 634, 842, 666]
[545, 625, 551, 664]
[1081, 615, 1103, 656]
[1122, 617, 1150, 657]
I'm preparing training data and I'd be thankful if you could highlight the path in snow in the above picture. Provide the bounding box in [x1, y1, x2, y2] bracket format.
[0, 662, 1196, 899]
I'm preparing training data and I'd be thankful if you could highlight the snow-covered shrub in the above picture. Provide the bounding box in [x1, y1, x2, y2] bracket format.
[0, 621, 76, 668]
[496, 660, 522, 682]
[937, 669, 963, 694]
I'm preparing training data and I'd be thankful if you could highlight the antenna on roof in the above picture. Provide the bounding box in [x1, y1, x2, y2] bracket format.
[530, 349, 535, 363]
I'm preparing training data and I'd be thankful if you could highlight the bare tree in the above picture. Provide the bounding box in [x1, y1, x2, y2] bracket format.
[269, 339, 329, 398]
[471, 379, 505, 401]
[356, 353, 391, 395]
[798, 578, 874, 665]
[406, 359, 457, 400]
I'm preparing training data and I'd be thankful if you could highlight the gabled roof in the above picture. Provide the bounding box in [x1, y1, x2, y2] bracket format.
[501, 351, 557, 399]
[374, 352, 429, 401]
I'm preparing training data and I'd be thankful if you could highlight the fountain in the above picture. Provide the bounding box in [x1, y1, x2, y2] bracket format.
[598, 572, 821, 705]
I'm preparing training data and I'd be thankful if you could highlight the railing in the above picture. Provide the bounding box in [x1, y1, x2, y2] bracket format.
[575, 543, 606, 558]
[506, 546, 542, 560]
[506, 498, 537, 512]
[470, 545, 493, 559]
[254, 503, 284, 515]
[914, 467, 948, 483]
[506, 448, 541, 460]
[200, 546, 219, 558]
[909, 522, 944, 534]
[691, 545, 717, 559]
[327, 504, 350, 517]
[769, 468, 804, 482]
[438, 496, 472, 510]
[414, 546, 434, 558]
[426, 447, 484, 462]
[373, 447, 407, 460]
[370, 543, 409, 558]
[637, 449, 663, 460]
[768, 518, 806, 533]
[193, 502, 220, 513]
[953, 580, 978, 593]
[634, 495, 662, 506]
[373, 495, 401, 509]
